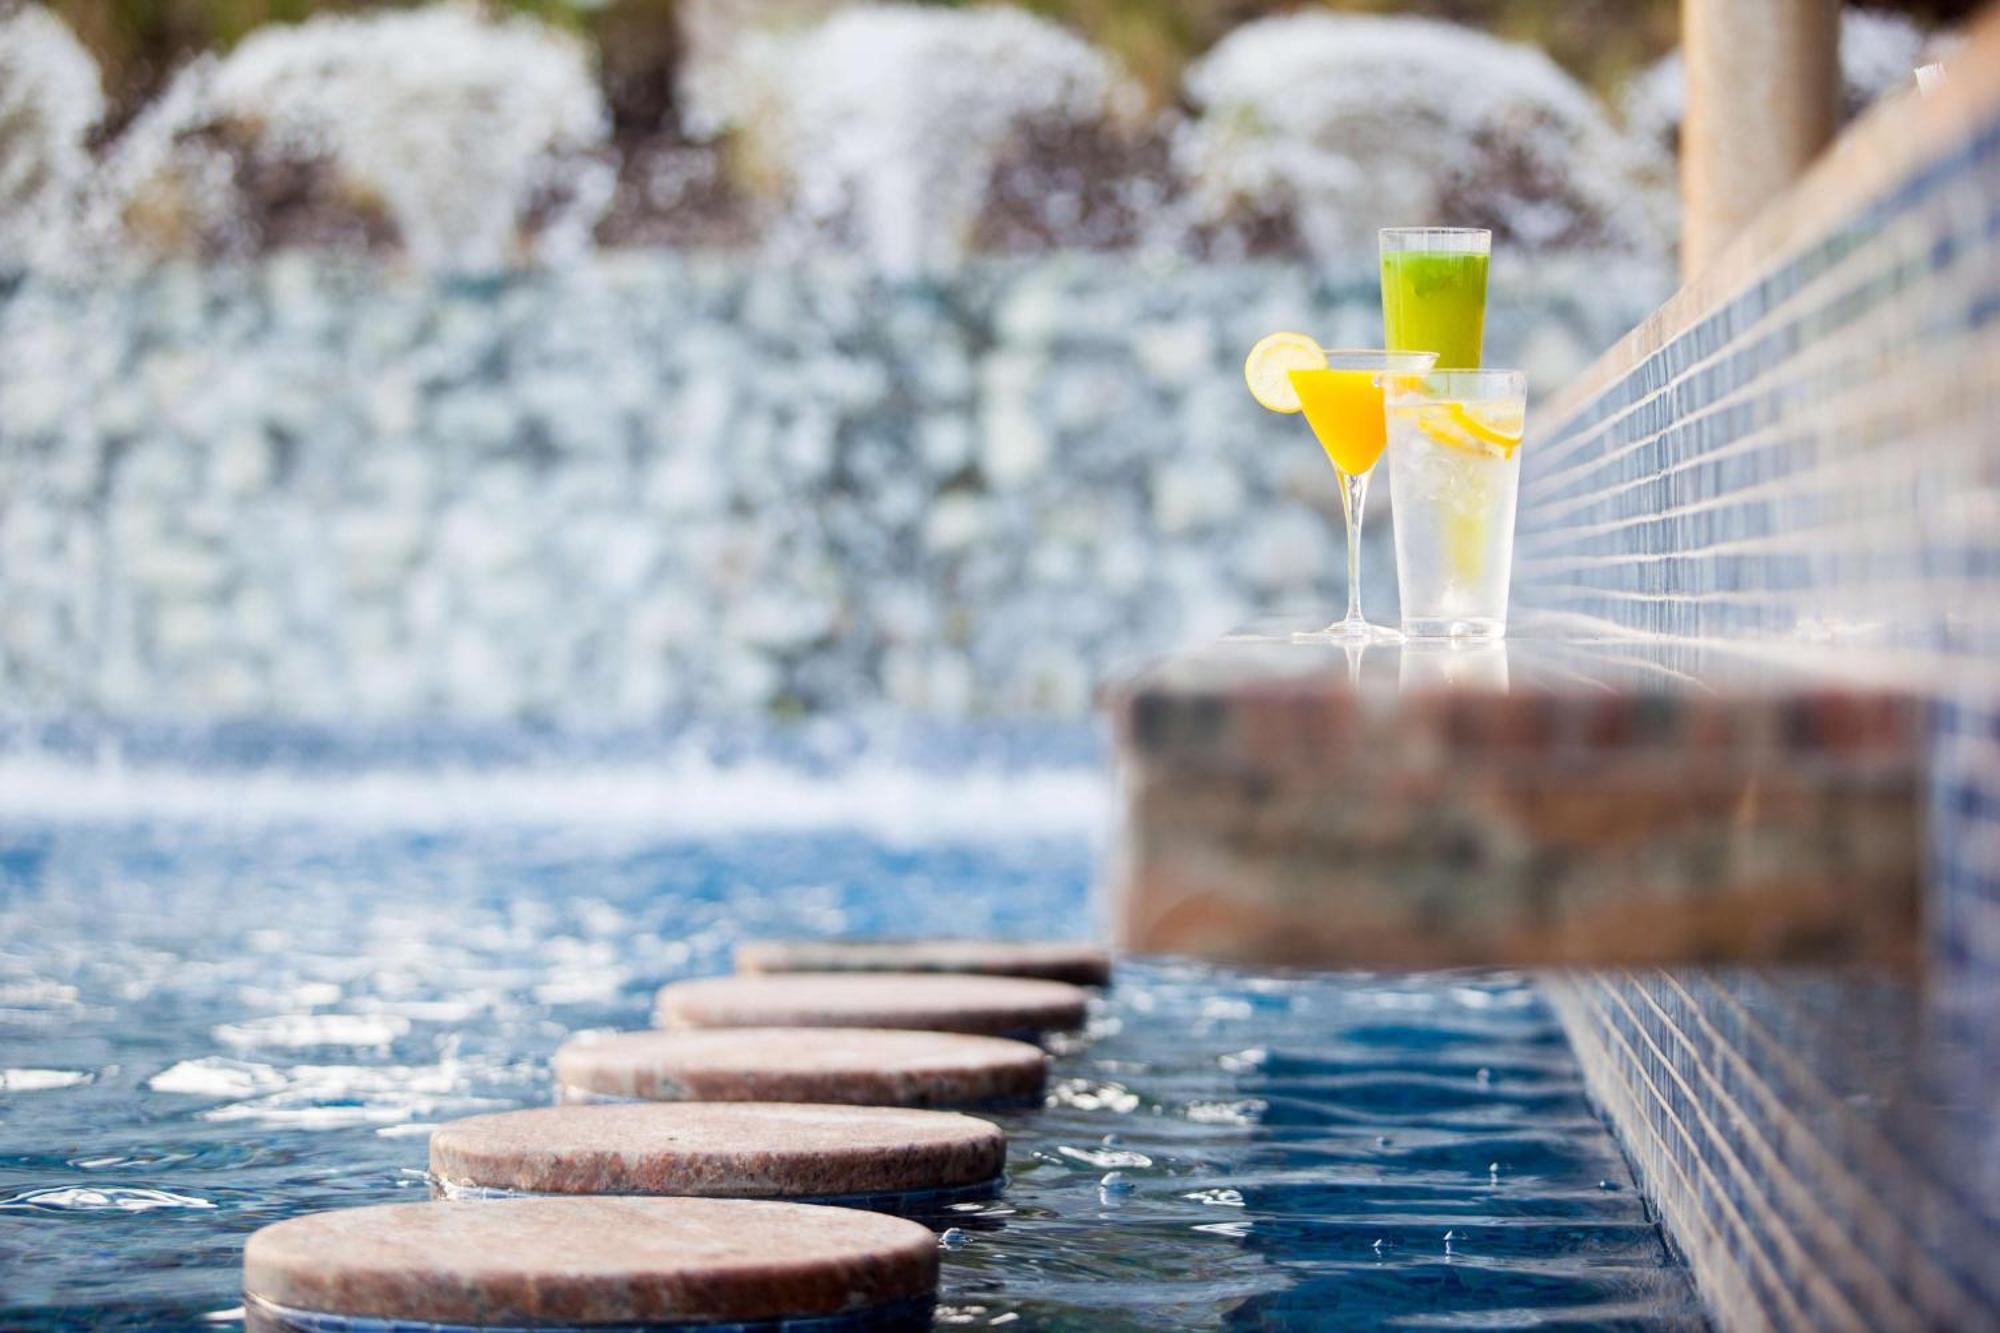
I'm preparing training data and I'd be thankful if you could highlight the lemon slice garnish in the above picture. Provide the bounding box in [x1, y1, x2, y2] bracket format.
[1244, 332, 1326, 414]
[1444, 401, 1525, 453]
[1417, 405, 1490, 457]
[1418, 403, 1523, 458]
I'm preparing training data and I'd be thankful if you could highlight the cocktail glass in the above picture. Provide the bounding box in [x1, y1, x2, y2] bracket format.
[1386, 369, 1527, 639]
[1380, 228, 1490, 370]
[1288, 350, 1437, 643]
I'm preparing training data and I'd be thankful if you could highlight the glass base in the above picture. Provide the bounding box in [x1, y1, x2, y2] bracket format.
[1292, 617, 1404, 644]
[1401, 617, 1506, 640]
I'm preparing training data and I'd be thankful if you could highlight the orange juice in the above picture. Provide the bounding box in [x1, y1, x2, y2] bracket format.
[1288, 368, 1388, 475]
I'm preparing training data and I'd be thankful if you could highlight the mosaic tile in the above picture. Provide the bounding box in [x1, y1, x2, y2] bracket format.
[1517, 31, 2000, 1331]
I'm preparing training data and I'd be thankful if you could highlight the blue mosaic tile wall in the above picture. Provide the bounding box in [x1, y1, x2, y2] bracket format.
[1515, 75, 2000, 1333]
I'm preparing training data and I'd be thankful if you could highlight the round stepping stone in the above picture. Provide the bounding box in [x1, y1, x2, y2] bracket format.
[429, 1103, 1007, 1210]
[656, 972, 1089, 1038]
[243, 1196, 936, 1329]
[553, 1027, 1047, 1108]
[737, 938, 1113, 987]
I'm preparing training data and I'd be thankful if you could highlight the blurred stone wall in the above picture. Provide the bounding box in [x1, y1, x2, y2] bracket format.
[0, 254, 1665, 721]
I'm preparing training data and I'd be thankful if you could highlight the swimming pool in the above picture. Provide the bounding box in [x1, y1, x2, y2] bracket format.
[0, 730, 1703, 1330]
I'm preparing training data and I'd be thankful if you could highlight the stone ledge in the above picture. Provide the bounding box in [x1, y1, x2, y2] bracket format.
[1104, 629, 1922, 969]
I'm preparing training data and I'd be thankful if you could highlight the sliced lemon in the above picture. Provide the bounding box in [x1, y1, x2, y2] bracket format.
[1416, 404, 1492, 458]
[1444, 401, 1525, 454]
[1243, 332, 1326, 414]
[1419, 402, 1522, 459]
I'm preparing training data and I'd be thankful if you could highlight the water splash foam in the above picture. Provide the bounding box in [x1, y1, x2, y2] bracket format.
[1179, 13, 1667, 256]
[0, 8, 103, 270]
[0, 752, 1108, 843]
[685, 4, 1135, 274]
[86, 5, 610, 267]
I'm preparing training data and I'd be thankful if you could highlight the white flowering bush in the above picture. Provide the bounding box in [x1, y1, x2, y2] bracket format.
[683, 3, 1135, 274]
[1623, 8, 1940, 157]
[95, 4, 611, 268]
[0, 6, 105, 270]
[1177, 14, 1668, 257]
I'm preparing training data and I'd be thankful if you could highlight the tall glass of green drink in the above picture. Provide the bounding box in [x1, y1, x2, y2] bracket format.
[1380, 228, 1490, 370]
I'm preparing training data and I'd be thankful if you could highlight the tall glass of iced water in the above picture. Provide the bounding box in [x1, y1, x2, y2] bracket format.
[1386, 369, 1527, 639]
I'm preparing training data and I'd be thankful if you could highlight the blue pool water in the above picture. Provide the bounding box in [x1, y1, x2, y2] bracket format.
[0, 736, 1703, 1330]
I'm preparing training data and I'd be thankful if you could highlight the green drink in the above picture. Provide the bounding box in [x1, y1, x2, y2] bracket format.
[1380, 228, 1490, 370]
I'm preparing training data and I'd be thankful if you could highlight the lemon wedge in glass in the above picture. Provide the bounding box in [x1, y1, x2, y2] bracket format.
[1447, 401, 1525, 454]
[1419, 401, 1525, 458]
[1243, 332, 1326, 414]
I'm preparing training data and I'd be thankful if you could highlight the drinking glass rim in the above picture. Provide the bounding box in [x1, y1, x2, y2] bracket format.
[1379, 227, 1491, 252]
[1399, 368, 1527, 399]
[1295, 349, 1438, 373]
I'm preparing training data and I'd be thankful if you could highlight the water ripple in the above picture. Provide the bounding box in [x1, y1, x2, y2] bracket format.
[148, 1058, 287, 1098]
[0, 1186, 216, 1213]
[0, 1068, 93, 1092]
[1057, 1145, 1153, 1169]
[210, 1014, 410, 1050]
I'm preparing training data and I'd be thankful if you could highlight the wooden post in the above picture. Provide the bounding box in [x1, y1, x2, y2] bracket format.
[1681, 0, 1841, 279]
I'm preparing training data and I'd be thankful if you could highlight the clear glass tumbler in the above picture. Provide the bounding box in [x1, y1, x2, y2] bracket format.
[1386, 369, 1527, 639]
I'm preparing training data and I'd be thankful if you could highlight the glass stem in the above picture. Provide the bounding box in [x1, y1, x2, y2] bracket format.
[1339, 468, 1369, 626]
